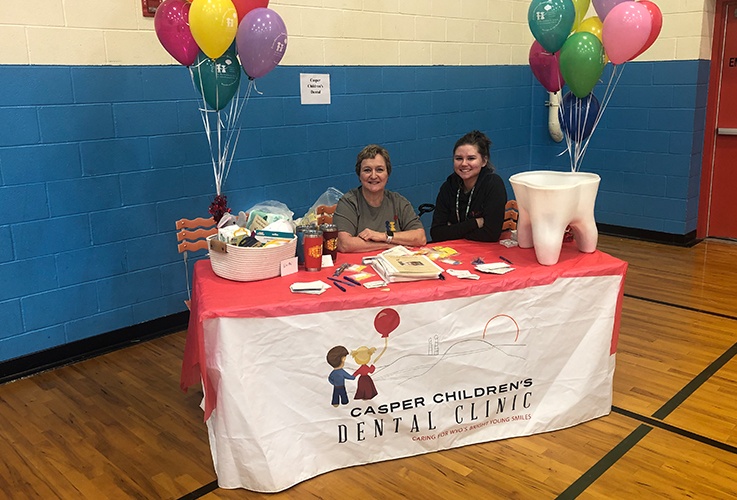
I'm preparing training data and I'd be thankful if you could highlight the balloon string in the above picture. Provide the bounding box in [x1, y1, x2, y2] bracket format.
[189, 65, 220, 195]
[373, 337, 389, 365]
[560, 62, 626, 172]
[221, 79, 253, 188]
[576, 63, 625, 169]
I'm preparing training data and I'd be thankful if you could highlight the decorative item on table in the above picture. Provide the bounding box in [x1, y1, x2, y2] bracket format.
[522, 0, 662, 265]
[207, 199, 297, 282]
[153, 0, 289, 229]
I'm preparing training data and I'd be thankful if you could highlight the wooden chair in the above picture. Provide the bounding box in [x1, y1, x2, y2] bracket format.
[176, 216, 217, 308]
[501, 200, 518, 235]
[316, 205, 336, 225]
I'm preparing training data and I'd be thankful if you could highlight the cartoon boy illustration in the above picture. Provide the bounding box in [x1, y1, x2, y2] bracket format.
[327, 345, 355, 407]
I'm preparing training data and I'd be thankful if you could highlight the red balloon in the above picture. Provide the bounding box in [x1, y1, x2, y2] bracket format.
[232, 0, 269, 23]
[631, 1, 662, 60]
[374, 308, 400, 338]
[529, 40, 564, 92]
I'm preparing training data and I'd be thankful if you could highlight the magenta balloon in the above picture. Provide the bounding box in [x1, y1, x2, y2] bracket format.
[592, 0, 628, 21]
[602, 2, 652, 65]
[529, 41, 565, 92]
[154, 0, 199, 66]
[236, 7, 288, 79]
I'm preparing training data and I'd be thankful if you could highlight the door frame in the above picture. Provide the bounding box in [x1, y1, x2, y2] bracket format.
[699, 0, 733, 238]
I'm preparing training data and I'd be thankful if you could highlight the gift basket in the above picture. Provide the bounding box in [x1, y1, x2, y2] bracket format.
[208, 200, 297, 282]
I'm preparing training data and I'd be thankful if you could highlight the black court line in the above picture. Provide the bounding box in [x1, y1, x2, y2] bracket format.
[613, 406, 737, 455]
[653, 340, 737, 419]
[624, 293, 737, 322]
[178, 480, 217, 500]
[557, 301, 737, 497]
[555, 425, 652, 499]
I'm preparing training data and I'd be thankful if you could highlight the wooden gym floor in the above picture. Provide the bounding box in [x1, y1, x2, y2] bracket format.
[1, 234, 735, 499]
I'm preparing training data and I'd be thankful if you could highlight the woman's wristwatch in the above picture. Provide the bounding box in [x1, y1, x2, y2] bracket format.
[386, 229, 393, 244]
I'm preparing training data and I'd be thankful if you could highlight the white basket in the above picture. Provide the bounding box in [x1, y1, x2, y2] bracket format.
[207, 235, 297, 282]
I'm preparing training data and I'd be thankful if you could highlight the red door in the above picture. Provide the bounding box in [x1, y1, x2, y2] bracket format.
[702, 1, 737, 238]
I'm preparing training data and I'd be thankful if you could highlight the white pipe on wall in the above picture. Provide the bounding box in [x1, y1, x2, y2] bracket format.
[547, 91, 564, 143]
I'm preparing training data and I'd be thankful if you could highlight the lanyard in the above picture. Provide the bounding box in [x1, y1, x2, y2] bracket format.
[455, 186, 475, 222]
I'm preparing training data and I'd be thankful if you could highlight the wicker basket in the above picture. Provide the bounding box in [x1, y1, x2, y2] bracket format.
[207, 235, 297, 282]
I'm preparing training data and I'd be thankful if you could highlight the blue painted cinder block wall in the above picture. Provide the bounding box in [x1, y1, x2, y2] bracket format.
[0, 60, 706, 362]
[530, 59, 709, 235]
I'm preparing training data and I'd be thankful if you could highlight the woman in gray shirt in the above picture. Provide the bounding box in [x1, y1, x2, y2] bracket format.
[335, 144, 427, 253]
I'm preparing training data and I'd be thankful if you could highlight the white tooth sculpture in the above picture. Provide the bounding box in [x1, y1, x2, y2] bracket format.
[509, 171, 601, 266]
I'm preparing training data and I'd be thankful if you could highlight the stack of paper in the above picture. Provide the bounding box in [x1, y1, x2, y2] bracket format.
[475, 262, 514, 275]
[371, 246, 444, 283]
[290, 281, 331, 294]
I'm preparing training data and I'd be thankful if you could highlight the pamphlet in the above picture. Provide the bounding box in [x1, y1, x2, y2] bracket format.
[371, 246, 444, 283]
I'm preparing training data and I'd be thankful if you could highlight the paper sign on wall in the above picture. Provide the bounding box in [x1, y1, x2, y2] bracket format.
[300, 73, 331, 104]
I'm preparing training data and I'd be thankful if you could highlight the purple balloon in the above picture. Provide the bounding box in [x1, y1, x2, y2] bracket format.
[529, 41, 564, 92]
[236, 8, 288, 79]
[154, 0, 199, 66]
[592, 0, 628, 21]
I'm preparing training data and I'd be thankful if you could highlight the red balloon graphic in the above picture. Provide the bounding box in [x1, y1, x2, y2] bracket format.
[374, 308, 400, 338]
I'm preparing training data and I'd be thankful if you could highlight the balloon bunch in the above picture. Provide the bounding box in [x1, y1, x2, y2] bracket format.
[528, 0, 662, 171]
[154, 0, 288, 197]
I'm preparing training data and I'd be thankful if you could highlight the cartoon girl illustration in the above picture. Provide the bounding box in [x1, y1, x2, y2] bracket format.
[351, 346, 381, 400]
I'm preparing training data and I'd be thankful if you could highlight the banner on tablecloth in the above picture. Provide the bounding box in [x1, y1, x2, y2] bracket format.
[204, 275, 623, 492]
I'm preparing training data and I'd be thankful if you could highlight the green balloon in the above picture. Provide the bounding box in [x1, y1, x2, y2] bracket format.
[191, 46, 241, 111]
[559, 32, 606, 98]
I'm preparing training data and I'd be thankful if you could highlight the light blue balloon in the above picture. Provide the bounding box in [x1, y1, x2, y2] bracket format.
[528, 0, 577, 53]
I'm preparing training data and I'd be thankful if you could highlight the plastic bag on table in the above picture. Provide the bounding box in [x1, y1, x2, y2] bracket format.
[244, 200, 294, 231]
[297, 187, 344, 226]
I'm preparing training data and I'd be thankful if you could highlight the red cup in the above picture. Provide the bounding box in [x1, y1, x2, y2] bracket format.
[320, 223, 338, 262]
[303, 229, 323, 271]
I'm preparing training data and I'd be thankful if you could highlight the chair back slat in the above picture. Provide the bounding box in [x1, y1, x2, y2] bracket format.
[502, 200, 518, 232]
[316, 205, 337, 225]
[175, 217, 216, 255]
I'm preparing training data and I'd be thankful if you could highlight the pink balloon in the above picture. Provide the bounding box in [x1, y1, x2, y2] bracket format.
[602, 2, 652, 65]
[236, 7, 288, 79]
[592, 0, 628, 21]
[529, 41, 565, 92]
[154, 0, 199, 66]
[630, 0, 663, 60]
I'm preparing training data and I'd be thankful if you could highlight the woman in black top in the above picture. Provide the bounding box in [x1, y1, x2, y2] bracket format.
[430, 130, 508, 243]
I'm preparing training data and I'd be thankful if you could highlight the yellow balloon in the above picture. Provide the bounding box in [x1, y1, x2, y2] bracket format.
[189, 0, 238, 59]
[577, 16, 603, 43]
[571, 0, 591, 32]
[577, 16, 608, 63]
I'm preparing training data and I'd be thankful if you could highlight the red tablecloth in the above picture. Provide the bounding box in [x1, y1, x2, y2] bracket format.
[180, 240, 627, 421]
